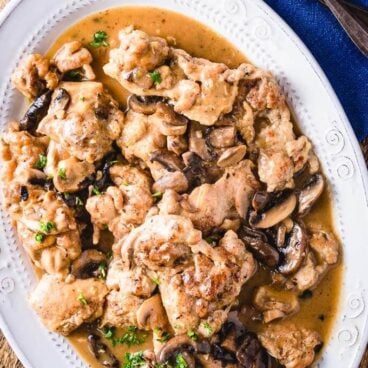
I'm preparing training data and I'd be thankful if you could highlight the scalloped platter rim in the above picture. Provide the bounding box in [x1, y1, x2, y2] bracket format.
[0, 0, 368, 367]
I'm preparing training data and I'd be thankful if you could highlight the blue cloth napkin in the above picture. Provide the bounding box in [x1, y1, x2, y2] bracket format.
[264, 0, 368, 141]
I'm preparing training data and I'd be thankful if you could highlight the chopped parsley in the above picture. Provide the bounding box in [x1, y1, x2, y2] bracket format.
[77, 293, 89, 306]
[35, 232, 44, 243]
[101, 326, 115, 340]
[90, 31, 109, 48]
[58, 168, 67, 180]
[151, 276, 160, 285]
[109, 160, 119, 166]
[35, 154, 47, 170]
[175, 353, 188, 368]
[204, 236, 216, 245]
[202, 322, 213, 336]
[75, 196, 84, 206]
[114, 326, 146, 347]
[92, 185, 101, 195]
[148, 70, 162, 85]
[123, 181, 130, 186]
[122, 351, 146, 368]
[152, 191, 163, 199]
[106, 250, 113, 260]
[154, 328, 170, 343]
[39, 221, 56, 234]
[187, 329, 198, 341]
[97, 263, 107, 279]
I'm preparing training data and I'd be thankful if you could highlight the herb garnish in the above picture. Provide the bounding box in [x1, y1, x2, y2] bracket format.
[187, 329, 198, 341]
[97, 263, 107, 279]
[102, 326, 145, 347]
[75, 196, 84, 206]
[175, 353, 188, 368]
[35, 232, 44, 243]
[77, 293, 89, 305]
[58, 168, 67, 180]
[92, 185, 101, 195]
[154, 328, 170, 343]
[64, 69, 83, 81]
[90, 31, 109, 48]
[151, 276, 160, 285]
[39, 221, 56, 234]
[148, 70, 162, 85]
[152, 191, 163, 199]
[122, 351, 146, 368]
[35, 154, 47, 170]
[202, 322, 213, 336]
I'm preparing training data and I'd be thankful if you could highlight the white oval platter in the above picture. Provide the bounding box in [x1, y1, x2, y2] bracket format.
[0, 0, 368, 367]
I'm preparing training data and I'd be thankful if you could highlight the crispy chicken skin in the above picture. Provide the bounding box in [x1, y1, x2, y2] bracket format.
[38, 82, 124, 163]
[30, 274, 108, 335]
[259, 324, 321, 368]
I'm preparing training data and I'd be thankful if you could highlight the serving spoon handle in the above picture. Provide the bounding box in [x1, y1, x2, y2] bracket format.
[322, 0, 368, 57]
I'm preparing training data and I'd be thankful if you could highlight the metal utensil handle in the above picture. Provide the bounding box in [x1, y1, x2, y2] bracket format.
[324, 0, 368, 57]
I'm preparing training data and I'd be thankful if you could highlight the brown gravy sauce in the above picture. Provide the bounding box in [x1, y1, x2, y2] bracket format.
[47, 6, 342, 367]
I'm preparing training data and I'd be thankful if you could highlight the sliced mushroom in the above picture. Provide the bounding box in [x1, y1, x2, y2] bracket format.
[157, 335, 196, 364]
[249, 190, 297, 229]
[128, 94, 162, 115]
[167, 135, 188, 155]
[88, 334, 119, 368]
[71, 250, 107, 279]
[238, 225, 279, 267]
[206, 126, 236, 148]
[217, 145, 247, 168]
[150, 150, 184, 172]
[189, 123, 213, 161]
[276, 223, 287, 248]
[136, 294, 167, 330]
[20, 89, 52, 131]
[156, 103, 188, 136]
[278, 222, 307, 275]
[298, 174, 325, 216]
[49, 88, 71, 115]
[252, 191, 272, 212]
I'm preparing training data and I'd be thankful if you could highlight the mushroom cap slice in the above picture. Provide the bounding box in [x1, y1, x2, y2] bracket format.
[136, 294, 167, 331]
[71, 250, 106, 279]
[298, 174, 325, 217]
[278, 222, 307, 275]
[238, 225, 279, 267]
[249, 191, 297, 229]
[157, 335, 197, 364]
[128, 94, 162, 115]
[217, 145, 247, 168]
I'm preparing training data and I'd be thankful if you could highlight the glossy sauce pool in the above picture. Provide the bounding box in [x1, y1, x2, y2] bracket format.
[47, 6, 342, 367]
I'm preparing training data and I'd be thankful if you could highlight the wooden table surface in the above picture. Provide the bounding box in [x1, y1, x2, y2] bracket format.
[0, 0, 367, 367]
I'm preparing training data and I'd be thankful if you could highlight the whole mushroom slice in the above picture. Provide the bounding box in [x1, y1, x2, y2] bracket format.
[20, 89, 52, 131]
[150, 150, 184, 172]
[128, 94, 163, 115]
[249, 190, 297, 229]
[71, 250, 107, 279]
[278, 222, 307, 275]
[238, 225, 279, 267]
[88, 334, 119, 368]
[298, 174, 325, 217]
[136, 294, 168, 330]
[156, 103, 188, 136]
[157, 335, 197, 365]
[217, 145, 247, 168]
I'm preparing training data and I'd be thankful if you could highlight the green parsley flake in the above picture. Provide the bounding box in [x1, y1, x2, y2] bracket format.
[187, 329, 198, 341]
[123, 181, 130, 186]
[156, 331, 170, 343]
[122, 351, 146, 368]
[175, 353, 188, 368]
[77, 293, 89, 306]
[35, 154, 47, 170]
[35, 232, 44, 243]
[90, 31, 109, 48]
[152, 191, 163, 199]
[92, 185, 101, 195]
[202, 322, 213, 336]
[97, 263, 107, 279]
[75, 196, 84, 206]
[148, 70, 162, 85]
[64, 69, 83, 81]
[58, 168, 67, 180]
[109, 160, 119, 166]
[101, 326, 115, 340]
[109, 326, 146, 347]
[151, 276, 160, 285]
[39, 221, 56, 234]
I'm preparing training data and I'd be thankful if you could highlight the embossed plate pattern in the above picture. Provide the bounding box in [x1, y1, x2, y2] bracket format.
[0, 0, 368, 367]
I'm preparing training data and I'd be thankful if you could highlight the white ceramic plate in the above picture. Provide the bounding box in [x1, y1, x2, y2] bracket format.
[0, 1, 368, 367]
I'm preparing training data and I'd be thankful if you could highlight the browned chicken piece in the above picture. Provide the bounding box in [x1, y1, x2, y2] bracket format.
[11, 54, 59, 98]
[86, 164, 153, 243]
[52, 41, 94, 76]
[45, 140, 95, 193]
[159, 160, 259, 234]
[37, 82, 124, 163]
[104, 27, 250, 126]
[259, 323, 321, 368]
[16, 190, 81, 274]
[253, 286, 300, 323]
[101, 259, 156, 328]
[29, 274, 108, 335]
[120, 215, 256, 336]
